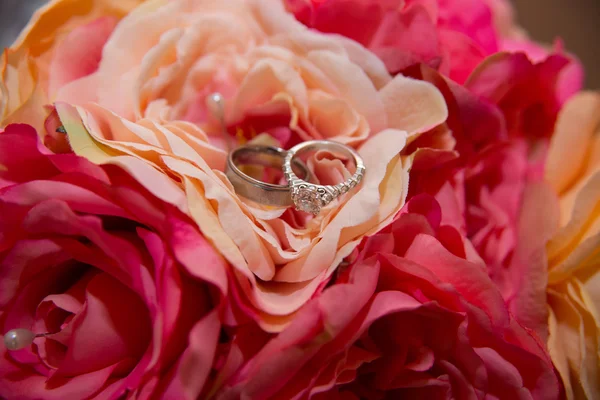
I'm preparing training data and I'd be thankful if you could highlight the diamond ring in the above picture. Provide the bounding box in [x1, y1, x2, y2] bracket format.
[282, 140, 365, 215]
[226, 145, 312, 207]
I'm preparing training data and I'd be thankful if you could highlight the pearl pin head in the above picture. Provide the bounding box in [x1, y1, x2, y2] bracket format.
[205, 92, 225, 122]
[4, 328, 36, 351]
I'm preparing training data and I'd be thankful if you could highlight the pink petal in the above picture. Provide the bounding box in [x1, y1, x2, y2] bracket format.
[403, 236, 510, 327]
[0, 358, 125, 400]
[55, 273, 151, 376]
[167, 212, 228, 294]
[504, 182, 560, 342]
[159, 310, 222, 400]
[1, 182, 124, 217]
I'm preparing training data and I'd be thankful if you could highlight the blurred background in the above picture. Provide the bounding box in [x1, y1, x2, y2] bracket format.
[512, 0, 600, 89]
[0, 0, 598, 88]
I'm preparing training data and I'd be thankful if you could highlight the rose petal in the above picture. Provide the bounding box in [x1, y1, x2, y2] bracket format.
[545, 92, 600, 195]
[379, 74, 448, 138]
[48, 17, 118, 97]
[55, 272, 151, 376]
[0, 358, 126, 400]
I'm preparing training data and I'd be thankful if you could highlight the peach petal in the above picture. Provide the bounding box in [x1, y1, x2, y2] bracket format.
[307, 92, 363, 141]
[379, 74, 448, 138]
[545, 92, 600, 195]
[306, 50, 387, 135]
[55, 73, 101, 107]
[308, 150, 352, 186]
[548, 173, 600, 282]
[1, 50, 35, 119]
[0, 51, 48, 133]
[11, 0, 146, 55]
[59, 104, 190, 214]
[56, 102, 115, 164]
[74, 103, 227, 171]
[1, 78, 48, 135]
[2, 0, 147, 128]
[334, 35, 392, 90]
[93, 0, 180, 118]
[174, 168, 361, 324]
[249, 0, 306, 37]
[232, 59, 308, 124]
[547, 303, 573, 400]
[147, 121, 227, 171]
[548, 283, 600, 399]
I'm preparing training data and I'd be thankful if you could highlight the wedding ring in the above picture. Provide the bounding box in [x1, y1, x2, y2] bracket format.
[283, 140, 365, 215]
[226, 145, 312, 207]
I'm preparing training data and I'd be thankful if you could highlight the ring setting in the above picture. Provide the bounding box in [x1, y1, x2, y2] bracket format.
[283, 140, 366, 216]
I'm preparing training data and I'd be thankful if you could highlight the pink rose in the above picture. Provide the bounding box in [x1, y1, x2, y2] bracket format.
[285, 0, 501, 82]
[465, 52, 583, 138]
[285, 0, 584, 87]
[401, 50, 582, 340]
[212, 195, 560, 399]
[0, 124, 228, 399]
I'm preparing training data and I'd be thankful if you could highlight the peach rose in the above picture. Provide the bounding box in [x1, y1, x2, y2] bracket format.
[0, 0, 145, 133]
[6, 0, 449, 331]
[545, 92, 600, 399]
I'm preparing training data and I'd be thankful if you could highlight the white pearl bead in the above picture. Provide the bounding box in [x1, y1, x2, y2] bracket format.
[4, 329, 36, 351]
[206, 92, 225, 120]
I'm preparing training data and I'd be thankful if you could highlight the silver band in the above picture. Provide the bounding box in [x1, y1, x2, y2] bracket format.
[283, 140, 366, 215]
[226, 145, 312, 207]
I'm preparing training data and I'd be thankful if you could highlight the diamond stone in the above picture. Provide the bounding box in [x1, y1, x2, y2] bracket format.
[293, 186, 321, 215]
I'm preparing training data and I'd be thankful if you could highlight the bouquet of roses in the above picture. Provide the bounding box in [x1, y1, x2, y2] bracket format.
[0, 0, 598, 398]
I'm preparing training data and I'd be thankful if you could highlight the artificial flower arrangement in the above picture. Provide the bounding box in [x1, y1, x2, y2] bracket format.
[0, 0, 598, 399]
